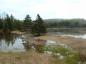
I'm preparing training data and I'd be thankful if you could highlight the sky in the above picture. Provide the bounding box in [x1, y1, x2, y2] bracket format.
[0, 0, 86, 20]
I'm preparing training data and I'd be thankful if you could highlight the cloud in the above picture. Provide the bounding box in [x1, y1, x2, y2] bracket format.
[0, 0, 86, 19]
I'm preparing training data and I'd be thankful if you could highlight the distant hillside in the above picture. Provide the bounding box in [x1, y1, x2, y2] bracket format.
[44, 19, 86, 24]
[44, 19, 63, 22]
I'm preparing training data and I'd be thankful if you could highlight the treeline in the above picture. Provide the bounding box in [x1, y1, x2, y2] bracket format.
[45, 19, 86, 28]
[1, 13, 86, 35]
[0, 13, 46, 36]
[0, 14, 24, 31]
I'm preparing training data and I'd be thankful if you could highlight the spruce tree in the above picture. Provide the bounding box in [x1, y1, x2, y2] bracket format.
[31, 14, 46, 36]
[23, 14, 32, 30]
[0, 17, 3, 29]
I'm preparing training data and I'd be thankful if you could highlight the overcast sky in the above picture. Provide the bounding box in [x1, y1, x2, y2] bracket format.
[0, 0, 86, 20]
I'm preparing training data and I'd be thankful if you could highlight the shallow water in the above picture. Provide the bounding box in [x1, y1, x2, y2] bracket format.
[62, 34, 86, 39]
[0, 33, 26, 52]
[48, 32, 86, 39]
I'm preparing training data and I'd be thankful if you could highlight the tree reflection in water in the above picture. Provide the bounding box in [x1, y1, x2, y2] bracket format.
[0, 33, 25, 52]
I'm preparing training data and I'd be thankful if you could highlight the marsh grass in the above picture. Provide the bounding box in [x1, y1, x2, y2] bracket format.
[44, 45, 79, 64]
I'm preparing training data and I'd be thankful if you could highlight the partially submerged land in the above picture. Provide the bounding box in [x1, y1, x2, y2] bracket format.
[25, 31, 86, 52]
[0, 33, 79, 64]
[20, 32, 86, 64]
[0, 31, 86, 64]
[36, 34, 86, 52]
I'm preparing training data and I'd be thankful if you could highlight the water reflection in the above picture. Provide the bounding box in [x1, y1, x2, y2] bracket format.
[0, 33, 25, 52]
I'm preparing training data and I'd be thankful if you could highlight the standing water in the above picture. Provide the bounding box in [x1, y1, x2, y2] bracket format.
[0, 33, 26, 52]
